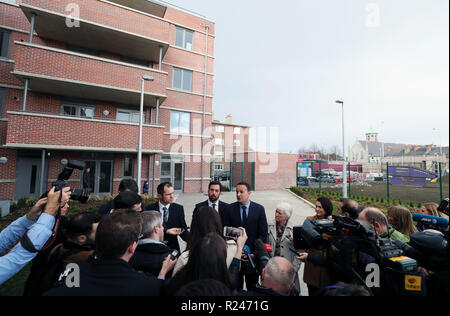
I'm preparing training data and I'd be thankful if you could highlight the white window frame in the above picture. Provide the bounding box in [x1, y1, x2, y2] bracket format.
[116, 109, 144, 123]
[172, 67, 193, 92]
[215, 138, 224, 146]
[214, 164, 224, 171]
[170, 111, 191, 134]
[215, 125, 224, 133]
[215, 151, 224, 158]
[233, 127, 241, 135]
[175, 26, 194, 51]
[61, 103, 95, 118]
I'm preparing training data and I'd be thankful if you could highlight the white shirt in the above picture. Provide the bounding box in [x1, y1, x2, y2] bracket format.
[208, 199, 220, 213]
[158, 201, 171, 218]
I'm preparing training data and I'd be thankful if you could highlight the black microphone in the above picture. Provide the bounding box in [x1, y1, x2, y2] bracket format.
[253, 239, 270, 272]
[243, 245, 255, 270]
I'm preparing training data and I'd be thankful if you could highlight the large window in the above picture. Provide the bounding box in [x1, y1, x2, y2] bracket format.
[117, 109, 144, 123]
[0, 28, 11, 59]
[175, 26, 194, 50]
[172, 68, 193, 92]
[61, 99, 95, 118]
[170, 111, 190, 134]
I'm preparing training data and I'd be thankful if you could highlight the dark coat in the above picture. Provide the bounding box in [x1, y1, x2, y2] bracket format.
[144, 202, 189, 251]
[192, 200, 228, 225]
[129, 241, 173, 277]
[222, 201, 268, 251]
[44, 258, 163, 296]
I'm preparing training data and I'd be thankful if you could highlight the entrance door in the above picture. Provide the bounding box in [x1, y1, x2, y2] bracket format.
[159, 157, 184, 192]
[15, 158, 47, 199]
[83, 160, 113, 194]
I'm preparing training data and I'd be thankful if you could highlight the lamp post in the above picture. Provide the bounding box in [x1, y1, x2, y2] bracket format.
[336, 100, 347, 198]
[138, 75, 154, 194]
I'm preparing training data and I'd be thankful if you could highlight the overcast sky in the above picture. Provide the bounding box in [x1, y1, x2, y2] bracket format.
[162, 0, 449, 153]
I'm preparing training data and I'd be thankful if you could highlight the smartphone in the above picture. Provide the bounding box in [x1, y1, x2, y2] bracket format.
[170, 250, 179, 260]
[223, 226, 243, 239]
[289, 248, 301, 257]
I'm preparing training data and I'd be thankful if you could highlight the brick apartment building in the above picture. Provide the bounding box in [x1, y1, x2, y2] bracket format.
[0, 0, 216, 214]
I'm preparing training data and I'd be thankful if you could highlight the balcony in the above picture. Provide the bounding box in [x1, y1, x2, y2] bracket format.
[12, 41, 167, 106]
[20, 0, 170, 62]
[6, 111, 164, 153]
[107, 0, 167, 18]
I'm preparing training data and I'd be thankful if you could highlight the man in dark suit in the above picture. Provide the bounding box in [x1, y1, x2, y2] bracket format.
[192, 181, 228, 225]
[144, 182, 189, 252]
[222, 182, 268, 290]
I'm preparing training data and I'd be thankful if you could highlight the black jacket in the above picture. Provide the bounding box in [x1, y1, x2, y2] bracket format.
[222, 201, 268, 250]
[98, 200, 114, 216]
[192, 200, 228, 225]
[237, 284, 298, 296]
[144, 202, 189, 251]
[129, 241, 173, 277]
[44, 258, 163, 296]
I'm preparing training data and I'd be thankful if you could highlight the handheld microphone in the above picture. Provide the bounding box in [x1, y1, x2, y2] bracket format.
[243, 245, 255, 269]
[412, 213, 449, 228]
[264, 243, 273, 253]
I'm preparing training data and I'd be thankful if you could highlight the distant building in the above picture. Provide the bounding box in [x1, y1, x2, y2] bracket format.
[349, 129, 449, 174]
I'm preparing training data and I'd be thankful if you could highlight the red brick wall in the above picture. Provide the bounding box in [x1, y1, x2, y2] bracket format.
[6, 112, 164, 151]
[255, 153, 298, 191]
[13, 42, 167, 95]
[0, 148, 17, 200]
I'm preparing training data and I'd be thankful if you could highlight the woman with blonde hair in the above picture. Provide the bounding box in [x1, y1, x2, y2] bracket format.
[386, 205, 418, 237]
[416, 203, 449, 231]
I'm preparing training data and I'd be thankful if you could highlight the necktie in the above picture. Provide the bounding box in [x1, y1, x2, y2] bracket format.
[163, 207, 168, 224]
[242, 205, 247, 226]
[212, 203, 217, 212]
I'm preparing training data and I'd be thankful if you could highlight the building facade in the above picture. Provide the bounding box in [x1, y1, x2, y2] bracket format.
[0, 0, 215, 214]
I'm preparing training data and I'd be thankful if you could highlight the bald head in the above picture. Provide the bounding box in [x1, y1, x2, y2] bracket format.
[359, 207, 388, 234]
[262, 257, 295, 295]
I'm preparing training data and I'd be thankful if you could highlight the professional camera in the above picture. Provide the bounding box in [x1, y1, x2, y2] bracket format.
[293, 215, 375, 250]
[438, 198, 449, 217]
[52, 160, 91, 203]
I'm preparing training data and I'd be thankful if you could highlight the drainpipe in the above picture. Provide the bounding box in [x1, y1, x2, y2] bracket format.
[200, 24, 209, 193]
[39, 149, 46, 196]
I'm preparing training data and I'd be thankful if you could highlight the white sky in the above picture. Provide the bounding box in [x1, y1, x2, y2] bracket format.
[162, 0, 449, 153]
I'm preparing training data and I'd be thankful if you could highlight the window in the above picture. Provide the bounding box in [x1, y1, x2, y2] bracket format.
[214, 164, 224, 171]
[0, 28, 11, 59]
[123, 155, 134, 178]
[175, 26, 194, 50]
[0, 88, 5, 118]
[120, 55, 149, 67]
[215, 138, 224, 146]
[234, 127, 241, 135]
[117, 109, 143, 123]
[172, 68, 193, 92]
[66, 44, 100, 57]
[234, 140, 241, 147]
[170, 111, 190, 134]
[61, 99, 95, 118]
[215, 151, 224, 158]
[215, 125, 224, 133]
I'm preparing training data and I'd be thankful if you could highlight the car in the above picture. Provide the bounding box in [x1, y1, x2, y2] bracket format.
[297, 177, 309, 186]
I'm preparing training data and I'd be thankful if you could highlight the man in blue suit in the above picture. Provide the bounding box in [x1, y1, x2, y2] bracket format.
[222, 182, 268, 290]
[144, 182, 189, 252]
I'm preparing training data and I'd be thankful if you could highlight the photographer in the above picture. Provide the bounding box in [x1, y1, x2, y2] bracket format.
[0, 186, 71, 285]
[359, 207, 409, 243]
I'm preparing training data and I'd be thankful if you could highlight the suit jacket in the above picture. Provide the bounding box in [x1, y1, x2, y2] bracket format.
[222, 201, 268, 250]
[192, 200, 228, 225]
[144, 202, 189, 252]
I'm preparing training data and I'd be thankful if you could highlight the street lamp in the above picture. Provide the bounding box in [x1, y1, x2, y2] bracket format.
[336, 100, 347, 198]
[138, 75, 154, 194]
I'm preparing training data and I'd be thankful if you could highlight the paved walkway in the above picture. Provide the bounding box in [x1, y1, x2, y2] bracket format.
[174, 189, 315, 295]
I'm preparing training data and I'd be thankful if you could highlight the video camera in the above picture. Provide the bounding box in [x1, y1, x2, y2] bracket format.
[51, 160, 91, 204]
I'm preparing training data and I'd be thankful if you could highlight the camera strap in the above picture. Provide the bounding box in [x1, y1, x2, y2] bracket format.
[19, 210, 61, 253]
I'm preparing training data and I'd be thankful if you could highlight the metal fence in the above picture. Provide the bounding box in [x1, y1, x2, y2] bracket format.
[211, 161, 255, 191]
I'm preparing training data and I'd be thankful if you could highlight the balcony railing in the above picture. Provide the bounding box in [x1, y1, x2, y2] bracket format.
[13, 41, 167, 107]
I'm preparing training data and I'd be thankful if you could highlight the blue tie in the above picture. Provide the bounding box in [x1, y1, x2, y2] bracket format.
[242, 205, 247, 226]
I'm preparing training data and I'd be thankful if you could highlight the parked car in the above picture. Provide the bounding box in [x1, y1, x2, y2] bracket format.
[213, 172, 230, 181]
[318, 176, 335, 183]
[297, 177, 309, 186]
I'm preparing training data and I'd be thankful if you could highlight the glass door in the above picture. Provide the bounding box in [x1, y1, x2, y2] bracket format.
[98, 161, 112, 193]
[83, 160, 112, 194]
[173, 162, 183, 191]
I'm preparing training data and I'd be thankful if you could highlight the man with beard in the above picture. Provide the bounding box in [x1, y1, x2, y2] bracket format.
[192, 181, 228, 225]
[26, 212, 101, 295]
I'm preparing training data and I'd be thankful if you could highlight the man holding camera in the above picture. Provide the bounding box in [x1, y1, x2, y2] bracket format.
[0, 186, 71, 285]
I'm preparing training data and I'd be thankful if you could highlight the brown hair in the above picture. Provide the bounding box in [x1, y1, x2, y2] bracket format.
[387, 206, 418, 236]
[421, 203, 446, 218]
[187, 206, 224, 251]
[95, 209, 142, 260]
